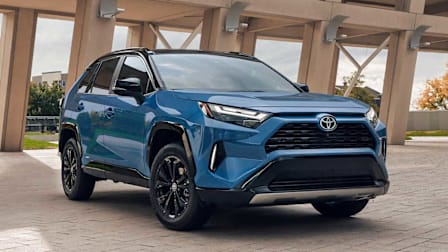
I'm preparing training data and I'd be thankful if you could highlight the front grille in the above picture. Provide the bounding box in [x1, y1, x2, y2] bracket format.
[265, 123, 375, 153]
[268, 176, 375, 191]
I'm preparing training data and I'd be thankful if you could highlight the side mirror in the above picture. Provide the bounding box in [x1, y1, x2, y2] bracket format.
[116, 77, 141, 92]
[295, 83, 309, 93]
[113, 78, 145, 105]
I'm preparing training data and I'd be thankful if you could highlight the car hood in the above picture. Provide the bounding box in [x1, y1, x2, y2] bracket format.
[170, 90, 369, 114]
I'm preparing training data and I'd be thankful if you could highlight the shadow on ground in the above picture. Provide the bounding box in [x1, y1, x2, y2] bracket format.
[87, 188, 388, 240]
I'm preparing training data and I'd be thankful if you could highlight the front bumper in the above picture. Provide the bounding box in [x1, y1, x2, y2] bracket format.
[189, 113, 387, 190]
[198, 184, 388, 207]
[197, 155, 389, 207]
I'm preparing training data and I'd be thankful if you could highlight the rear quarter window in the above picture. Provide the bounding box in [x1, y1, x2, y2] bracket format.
[91, 57, 120, 95]
[77, 62, 99, 93]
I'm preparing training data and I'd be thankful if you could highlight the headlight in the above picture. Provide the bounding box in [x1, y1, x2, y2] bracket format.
[199, 102, 271, 128]
[365, 107, 378, 128]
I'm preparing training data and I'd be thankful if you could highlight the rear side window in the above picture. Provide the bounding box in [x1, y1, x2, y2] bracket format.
[91, 57, 120, 95]
[116, 56, 149, 93]
[77, 62, 99, 93]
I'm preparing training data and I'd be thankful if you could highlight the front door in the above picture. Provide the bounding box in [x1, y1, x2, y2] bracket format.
[102, 55, 152, 174]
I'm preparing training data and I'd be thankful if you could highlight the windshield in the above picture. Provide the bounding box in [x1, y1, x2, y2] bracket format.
[151, 53, 300, 93]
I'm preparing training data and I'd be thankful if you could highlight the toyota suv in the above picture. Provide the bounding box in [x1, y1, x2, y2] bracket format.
[59, 48, 389, 230]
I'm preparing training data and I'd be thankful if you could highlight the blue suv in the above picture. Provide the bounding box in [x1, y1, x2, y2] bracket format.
[59, 48, 389, 230]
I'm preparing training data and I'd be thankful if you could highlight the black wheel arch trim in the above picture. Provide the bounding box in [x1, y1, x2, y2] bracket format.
[59, 122, 81, 153]
[147, 121, 196, 173]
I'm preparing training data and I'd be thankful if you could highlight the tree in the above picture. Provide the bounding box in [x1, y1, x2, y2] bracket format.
[28, 81, 65, 116]
[335, 72, 379, 112]
[417, 66, 448, 110]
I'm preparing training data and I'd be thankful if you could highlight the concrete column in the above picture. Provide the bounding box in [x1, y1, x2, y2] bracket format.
[126, 22, 157, 49]
[200, 8, 239, 52]
[126, 25, 142, 48]
[379, 0, 423, 144]
[298, 21, 339, 93]
[380, 31, 418, 145]
[239, 31, 256, 55]
[395, 0, 425, 13]
[66, 0, 115, 91]
[0, 9, 37, 151]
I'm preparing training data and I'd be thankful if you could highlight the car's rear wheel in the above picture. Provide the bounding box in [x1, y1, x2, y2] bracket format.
[61, 138, 95, 200]
[312, 199, 369, 217]
[149, 143, 211, 230]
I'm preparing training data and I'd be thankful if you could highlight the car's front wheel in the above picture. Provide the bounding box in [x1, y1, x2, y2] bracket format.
[312, 199, 369, 217]
[61, 138, 95, 200]
[149, 143, 211, 230]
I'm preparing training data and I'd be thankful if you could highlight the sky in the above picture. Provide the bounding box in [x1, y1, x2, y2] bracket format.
[1, 15, 448, 110]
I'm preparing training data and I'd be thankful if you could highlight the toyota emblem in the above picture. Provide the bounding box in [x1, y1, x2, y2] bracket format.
[319, 115, 337, 132]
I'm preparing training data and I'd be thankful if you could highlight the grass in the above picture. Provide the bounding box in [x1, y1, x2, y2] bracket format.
[25, 132, 56, 136]
[23, 137, 58, 150]
[406, 130, 448, 137]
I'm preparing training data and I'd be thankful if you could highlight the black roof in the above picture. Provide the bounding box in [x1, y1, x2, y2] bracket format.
[100, 48, 255, 60]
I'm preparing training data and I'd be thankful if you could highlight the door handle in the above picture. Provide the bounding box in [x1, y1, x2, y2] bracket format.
[77, 102, 84, 111]
[104, 107, 114, 119]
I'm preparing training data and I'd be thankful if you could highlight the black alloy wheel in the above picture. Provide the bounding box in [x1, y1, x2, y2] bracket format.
[155, 155, 191, 219]
[61, 138, 95, 200]
[150, 143, 211, 230]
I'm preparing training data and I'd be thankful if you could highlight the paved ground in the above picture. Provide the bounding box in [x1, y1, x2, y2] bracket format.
[1, 139, 448, 252]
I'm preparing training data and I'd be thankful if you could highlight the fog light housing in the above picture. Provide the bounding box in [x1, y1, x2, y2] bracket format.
[209, 142, 226, 172]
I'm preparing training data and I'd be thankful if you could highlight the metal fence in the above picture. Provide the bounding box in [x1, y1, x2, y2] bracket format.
[26, 116, 59, 132]
[407, 111, 448, 131]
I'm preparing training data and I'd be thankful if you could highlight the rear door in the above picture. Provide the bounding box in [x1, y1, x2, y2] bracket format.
[101, 55, 152, 173]
[71, 62, 100, 165]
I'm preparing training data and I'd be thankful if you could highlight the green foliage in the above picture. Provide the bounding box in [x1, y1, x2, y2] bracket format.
[28, 81, 64, 116]
[335, 72, 379, 112]
[342, 73, 366, 87]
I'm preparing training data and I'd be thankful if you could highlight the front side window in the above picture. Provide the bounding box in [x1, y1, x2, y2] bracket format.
[151, 53, 299, 93]
[116, 56, 149, 93]
[78, 62, 99, 93]
[91, 57, 120, 95]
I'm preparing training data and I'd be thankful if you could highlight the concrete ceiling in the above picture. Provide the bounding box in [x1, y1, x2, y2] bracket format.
[343, 0, 448, 16]
[2, 0, 448, 52]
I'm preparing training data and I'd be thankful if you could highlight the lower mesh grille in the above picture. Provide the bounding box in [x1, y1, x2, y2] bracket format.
[269, 176, 375, 191]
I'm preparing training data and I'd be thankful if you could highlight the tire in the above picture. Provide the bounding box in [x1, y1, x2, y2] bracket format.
[312, 199, 369, 217]
[61, 138, 95, 200]
[149, 143, 211, 230]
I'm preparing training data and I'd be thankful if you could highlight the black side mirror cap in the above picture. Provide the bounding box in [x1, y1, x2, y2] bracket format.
[116, 77, 141, 89]
[112, 87, 145, 105]
[295, 83, 309, 92]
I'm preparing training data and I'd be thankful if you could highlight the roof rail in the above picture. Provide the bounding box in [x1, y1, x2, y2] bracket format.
[228, 51, 253, 58]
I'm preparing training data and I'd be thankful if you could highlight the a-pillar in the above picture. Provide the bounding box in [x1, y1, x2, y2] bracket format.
[298, 22, 339, 94]
[66, 0, 115, 91]
[380, 0, 424, 144]
[126, 22, 157, 49]
[200, 8, 239, 52]
[0, 9, 37, 151]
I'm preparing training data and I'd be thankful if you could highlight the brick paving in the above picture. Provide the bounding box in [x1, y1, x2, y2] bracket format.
[1, 140, 448, 251]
